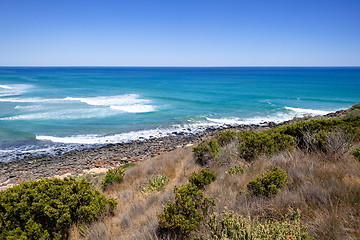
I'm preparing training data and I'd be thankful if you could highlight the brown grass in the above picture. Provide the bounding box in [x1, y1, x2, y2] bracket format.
[69, 138, 360, 240]
[69, 146, 202, 240]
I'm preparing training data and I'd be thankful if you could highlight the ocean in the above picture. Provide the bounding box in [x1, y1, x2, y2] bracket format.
[0, 67, 359, 162]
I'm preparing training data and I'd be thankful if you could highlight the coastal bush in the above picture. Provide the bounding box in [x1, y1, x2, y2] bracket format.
[189, 168, 217, 189]
[208, 207, 314, 240]
[247, 167, 288, 197]
[157, 183, 215, 236]
[274, 116, 360, 151]
[0, 178, 117, 240]
[193, 138, 221, 165]
[142, 175, 169, 196]
[238, 131, 294, 161]
[101, 166, 125, 190]
[323, 127, 353, 158]
[345, 104, 360, 118]
[351, 148, 360, 160]
[217, 130, 237, 146]
[226, 165, 245, 176]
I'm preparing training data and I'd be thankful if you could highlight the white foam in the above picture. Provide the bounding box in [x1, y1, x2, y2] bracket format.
[0, 85, 13, 89]
[65, 94, 149, 106]
[110, 104, 155, 113]
[285, 107, 331, 116]
[36, 129, 167, 144]
[0, 84, 32, 97]
[206, 117, 243, 125]
[0, 97, 63, 103]
[206, 115, 292, 126]
[66, 95, 155, 113]
[0, 108, 117, 120]
[31, 105, 335, 145]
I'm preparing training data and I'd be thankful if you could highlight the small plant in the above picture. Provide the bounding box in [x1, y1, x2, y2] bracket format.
[208, 207, 314, 239]
[226, 165, 245, 175]
[101, 167, 125, 190]
[189, 168, 217, 189]
[351, 148, 360, 159]
[142, 175, 169, 196]
[0, 178, 117, 240]
[247, 167, 288, 197]
[151, 154, 156, 157]
[157, 183, 215, 236]
[121, 162, 136, 169]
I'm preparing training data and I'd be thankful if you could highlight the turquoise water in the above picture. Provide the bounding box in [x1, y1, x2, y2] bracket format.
[0, 67, 359, 161]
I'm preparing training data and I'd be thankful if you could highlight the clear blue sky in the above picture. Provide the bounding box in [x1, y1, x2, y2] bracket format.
[1, 0, 359, 66]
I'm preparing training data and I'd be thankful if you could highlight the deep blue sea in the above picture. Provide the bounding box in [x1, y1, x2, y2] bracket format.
[1, 67, 359, 162]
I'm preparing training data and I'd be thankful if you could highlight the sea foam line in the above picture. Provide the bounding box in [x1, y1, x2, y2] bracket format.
[0, 85, 13, 89]
[0, 94, 156, 114]
[285, 106, 331, 115]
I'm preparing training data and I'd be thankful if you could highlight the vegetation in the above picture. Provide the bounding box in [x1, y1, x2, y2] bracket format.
[345, 103, 360, 118]
[157, 182, 215, 236]
[194, 129, 294, 163]
[351, 148, 360, 159]
[193, 138, 221, 165]
[208, 207, 313, 240]
[247, 167, 288, 197]
[0, 178, 117, 240]
[142, 175, 169, 196]
[100, 166, 125, 190]
[189, 168, 217, 189]
[217, 130, 237, 146]
[121, 162, 136, 169]
[237, 131, 294, 161]
[226, 165, 244, 175]
[274, 116, 360, 151]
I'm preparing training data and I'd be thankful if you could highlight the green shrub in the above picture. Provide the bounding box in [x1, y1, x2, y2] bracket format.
[142, 175, 169, 196]
[217, 130, 237, 146]
[121, 162, 135, 169]
[351, 148, 360, 159]
[274, 116, 360, 151]
[0, 178, 117, 240]
[238, 131, 294, 161]
[193, 138, 221, 165]
[151, 154, 156, 157]
[157, 183, 215, 236]
[226, 165, 245, 176]
[101, 167, 125, 190]
[189, 168, 217, 189]
[208, 207, 314, 239]
[247, 167, 288, 197]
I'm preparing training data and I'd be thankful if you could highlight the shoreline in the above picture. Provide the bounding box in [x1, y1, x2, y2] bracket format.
[0, 124, 271, 190]
[0, 108, 348, 191]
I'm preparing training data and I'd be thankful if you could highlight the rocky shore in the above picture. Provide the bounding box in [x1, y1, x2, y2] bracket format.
[0, 124, 272, 190]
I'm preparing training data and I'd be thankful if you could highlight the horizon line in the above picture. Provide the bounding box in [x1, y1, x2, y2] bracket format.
[0, 65, 360, 68]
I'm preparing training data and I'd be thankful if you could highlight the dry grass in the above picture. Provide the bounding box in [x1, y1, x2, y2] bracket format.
[197, 140, 360, 240]
[69, 146, 202, 240]
[69, 138, 360, 240]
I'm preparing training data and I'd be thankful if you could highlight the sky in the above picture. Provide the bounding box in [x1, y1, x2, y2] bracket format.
[0, 0, 360, 66]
